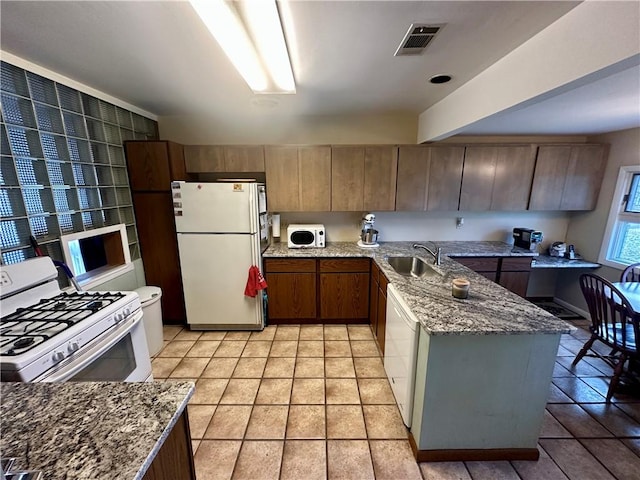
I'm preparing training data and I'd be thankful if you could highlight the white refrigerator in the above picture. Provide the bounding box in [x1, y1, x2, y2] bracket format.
[173, 181, 269, 330]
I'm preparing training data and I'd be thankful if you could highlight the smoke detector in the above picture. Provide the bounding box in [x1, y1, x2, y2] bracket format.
[394, 24, 444, 56]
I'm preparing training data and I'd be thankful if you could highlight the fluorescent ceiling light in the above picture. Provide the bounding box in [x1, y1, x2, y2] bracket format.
[241, 1, 296, 93]
[190, 0, 295, 94]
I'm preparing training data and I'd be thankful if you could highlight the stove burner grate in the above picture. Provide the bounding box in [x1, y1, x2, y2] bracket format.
[0, 291, 126, 356]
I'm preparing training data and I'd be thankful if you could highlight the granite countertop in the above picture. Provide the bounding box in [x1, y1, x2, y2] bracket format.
[264, 241, 572, 336]
[0, 381, 194, 480]
[532, 254, 601, 269]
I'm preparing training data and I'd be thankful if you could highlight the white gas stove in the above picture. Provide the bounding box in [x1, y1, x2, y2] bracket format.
[0, 257, 151, 383]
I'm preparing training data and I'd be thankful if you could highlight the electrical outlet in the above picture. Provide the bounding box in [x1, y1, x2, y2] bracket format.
[1, 271, 12, 287]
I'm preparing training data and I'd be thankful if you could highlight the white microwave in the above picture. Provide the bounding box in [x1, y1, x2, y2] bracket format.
[287, 224, 325, 248]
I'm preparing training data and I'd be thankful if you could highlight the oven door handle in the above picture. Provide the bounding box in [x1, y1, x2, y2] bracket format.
[39, 310, 144, 383]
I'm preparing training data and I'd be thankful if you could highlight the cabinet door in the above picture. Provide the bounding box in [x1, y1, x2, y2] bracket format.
[300, 146, 331, 211]
[376, 276, 388, 354]
[183, 145, 225, 173]
[266, 272, 317, 319]
[369, 270, 379, 336]
[364, 146, 398, 211]
[331, 146, 364, 211]
[132, 192, 186, 322]
[143, 411, 195, 480]
[499, 271, 530, 298]
[491, 146, 536, 210]
[224, 146, 265, 172]
[125, 141, 172, 191]
[427, 146, 465, 211]
[529, 146, 571, 210]
[320, 273, 369, 319]
[396, 146, 429, 211]
[560, 145, 606, 210]
[459, 146, 496, 210]
[265, 146, 300, 211]
[530, 144, 607, 211]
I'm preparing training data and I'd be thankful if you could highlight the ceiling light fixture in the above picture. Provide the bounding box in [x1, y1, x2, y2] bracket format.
[429, 74, 452, 84]
[189, 0, 295, 94]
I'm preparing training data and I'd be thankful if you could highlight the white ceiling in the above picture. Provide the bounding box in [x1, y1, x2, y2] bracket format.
[1, 1, 638, 138]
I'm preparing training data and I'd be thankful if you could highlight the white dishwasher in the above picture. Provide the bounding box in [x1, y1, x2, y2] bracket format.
[384, 284, 420, 427]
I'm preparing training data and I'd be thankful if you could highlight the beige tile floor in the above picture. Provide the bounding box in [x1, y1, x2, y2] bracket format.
[153, 321, 640, 480]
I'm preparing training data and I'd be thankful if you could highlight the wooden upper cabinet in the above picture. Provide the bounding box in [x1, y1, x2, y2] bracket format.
[530, 144, 607, 211]
[396, 146, 430, 211]
[561, 145, 607, 210]
[395, 146, 464, 211]
[264, 146, 331, 212]
[427, 146, 465, 211]
[331, 145, 397, 211]
[224, 146, 265, 172]
[183, 145, 264, 172]
[183, 145, 224, 173]
[125, 141, 186, 192]
[459, 145, 535, 211]
[364, 146, 398, 211]
[299, 146, 331, 211]
[265, 146, 300, 211]
[490, 145, 536, 210]
[331, 146, 365, 211]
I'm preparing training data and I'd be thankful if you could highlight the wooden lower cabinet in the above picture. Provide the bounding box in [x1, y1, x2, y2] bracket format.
[143, 410, 195, 480]
[264, 258, 370, 323]
[320, 273, 369, 319]
[498, 257, 532, 298]
[369, 262, 380, 337]
[267, 273, 317, 319]
[376, 272, 389, 354]
[453, 257, 499, 284]
[453, 256, 531, 298]
[264, 259, 317, 322]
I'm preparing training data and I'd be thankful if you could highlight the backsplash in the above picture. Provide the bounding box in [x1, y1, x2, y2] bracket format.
[278, 211, 571, 251]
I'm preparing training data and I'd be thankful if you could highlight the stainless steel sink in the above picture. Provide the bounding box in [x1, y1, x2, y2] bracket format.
[386, 256, 441, 278]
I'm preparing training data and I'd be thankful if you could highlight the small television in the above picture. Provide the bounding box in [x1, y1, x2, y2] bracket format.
[60, 224, 133, 289]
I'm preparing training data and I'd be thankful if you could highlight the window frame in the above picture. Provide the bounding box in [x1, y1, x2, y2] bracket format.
[598, 165, 640, 269]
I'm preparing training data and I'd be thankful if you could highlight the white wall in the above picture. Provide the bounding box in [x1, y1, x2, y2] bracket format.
[159, 114, 418, 145]
[87, 258, 146, 292]
[555, 127, 640, 310]
[417, 1, 640, 141]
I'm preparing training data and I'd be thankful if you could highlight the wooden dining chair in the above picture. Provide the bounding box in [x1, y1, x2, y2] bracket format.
[621, 263, 640, 282]
[573, 273, 639, 402]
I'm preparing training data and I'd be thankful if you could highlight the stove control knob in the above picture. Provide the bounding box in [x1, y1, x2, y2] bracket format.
[67, 342, 80, 354]
[123, 307, 131, 317]
[52, 351, 64, 363]
[115, 313, 124, 323]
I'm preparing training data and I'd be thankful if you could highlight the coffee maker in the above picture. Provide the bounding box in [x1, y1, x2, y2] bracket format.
[513, 228, 543, 251]
[358, 213, 379, 248]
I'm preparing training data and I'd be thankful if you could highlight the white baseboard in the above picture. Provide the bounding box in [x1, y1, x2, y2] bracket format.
[553, 297, 590, 321]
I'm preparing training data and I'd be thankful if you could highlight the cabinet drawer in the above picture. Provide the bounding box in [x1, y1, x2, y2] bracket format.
[501, 257, 533, 271]
[264, 258, 316, 273]
[319, 258, 370, 273]
[453, 257, 499, 272]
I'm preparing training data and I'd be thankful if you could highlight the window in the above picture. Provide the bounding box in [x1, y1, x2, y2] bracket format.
[599, 166, 640, 268]
[0, 61, 158, 286]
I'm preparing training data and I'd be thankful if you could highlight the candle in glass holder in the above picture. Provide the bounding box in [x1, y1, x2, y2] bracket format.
[452, 278, 470, 299]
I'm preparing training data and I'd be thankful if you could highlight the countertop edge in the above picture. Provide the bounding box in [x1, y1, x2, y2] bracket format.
[134, 382, 195, 480]
[263, 241, 573, 337]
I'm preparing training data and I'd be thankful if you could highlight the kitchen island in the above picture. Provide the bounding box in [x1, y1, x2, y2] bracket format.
[264, 241, 572, 461]
[0, 381, 195, 480]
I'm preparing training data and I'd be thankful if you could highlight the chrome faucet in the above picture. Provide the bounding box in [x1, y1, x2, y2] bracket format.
[413, 242, 441, 266]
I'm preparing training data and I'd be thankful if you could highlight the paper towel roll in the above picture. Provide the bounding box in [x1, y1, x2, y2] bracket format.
[272, 214, 281, 238]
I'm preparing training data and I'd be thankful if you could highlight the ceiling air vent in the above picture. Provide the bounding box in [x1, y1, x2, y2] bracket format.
[394, 24, 443, 56]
